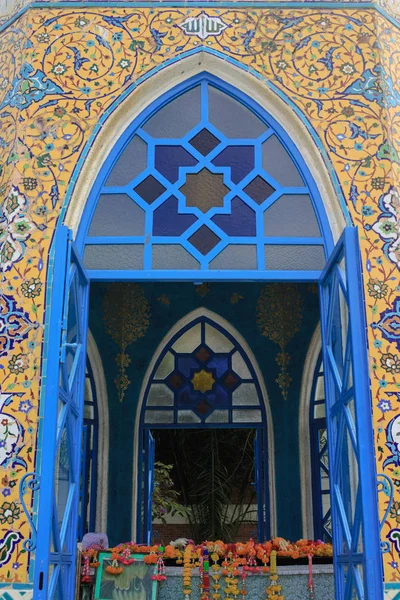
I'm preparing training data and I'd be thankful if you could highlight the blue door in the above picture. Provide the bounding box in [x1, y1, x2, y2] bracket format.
[34, 226, 89, 599]
[143, 430, 155, 544]
[319, 227, 382, 600]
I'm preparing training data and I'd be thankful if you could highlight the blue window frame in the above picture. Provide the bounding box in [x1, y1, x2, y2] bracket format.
[310, 352, 331, 542]
[78, 359, 99, 540]
[77, 75, 333, 281]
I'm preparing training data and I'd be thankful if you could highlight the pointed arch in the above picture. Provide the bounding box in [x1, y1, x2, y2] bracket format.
[131, 307, 276, 540]
[64, 51, 347, 248]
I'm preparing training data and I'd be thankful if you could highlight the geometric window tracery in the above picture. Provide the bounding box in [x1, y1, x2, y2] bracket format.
[142, 316, 264, 426]
[85, 80, 326, 273]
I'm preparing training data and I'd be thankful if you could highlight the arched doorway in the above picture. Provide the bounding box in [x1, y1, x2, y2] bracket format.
[34, 67, 382, 600]
[133, 308, 275, 543]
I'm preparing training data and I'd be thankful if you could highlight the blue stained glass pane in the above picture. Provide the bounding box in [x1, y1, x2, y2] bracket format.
[177, 384, 200, 406]
[177, 356, 199, 378]
[212, 146, 254, 184]
[207, 356, 229, 378]
[212, 197, 256, 236]
[155, 146, 197, 183]
[153, 196, 197, 236]
[209, 385, 229, 408]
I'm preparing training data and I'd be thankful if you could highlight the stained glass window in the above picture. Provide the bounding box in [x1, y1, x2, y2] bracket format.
[142, 316, 264, 426]
[84, 80, 326, 274]
[310, 353, 331, 542]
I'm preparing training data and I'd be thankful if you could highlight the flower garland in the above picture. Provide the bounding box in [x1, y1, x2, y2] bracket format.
[80, 537, 332, 594]
[265, 551, 283, 600]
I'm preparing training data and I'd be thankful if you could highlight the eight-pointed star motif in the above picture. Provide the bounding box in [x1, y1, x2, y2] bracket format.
[180, 168, 229, 213]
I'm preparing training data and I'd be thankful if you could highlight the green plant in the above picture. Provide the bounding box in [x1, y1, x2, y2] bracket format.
[152, 461, 189, 522]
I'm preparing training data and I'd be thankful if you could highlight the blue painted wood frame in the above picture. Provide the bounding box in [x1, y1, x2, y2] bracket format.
[309, 353, 332, 542]
[76, 74, 334, 282]
[319, 227, 383, 600]
[34, 226, 90, 599]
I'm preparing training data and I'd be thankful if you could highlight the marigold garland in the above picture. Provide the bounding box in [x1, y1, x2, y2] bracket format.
[265, 551, 283, 600]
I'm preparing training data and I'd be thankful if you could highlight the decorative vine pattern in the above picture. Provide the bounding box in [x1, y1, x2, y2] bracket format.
[102, 283, 150, 402]
[0, 5, 398, 587]
[256, 284, 303, 400]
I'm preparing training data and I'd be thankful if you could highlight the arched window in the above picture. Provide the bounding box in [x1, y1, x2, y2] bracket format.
[82, 77, 329, 277]
[142, 314, 265, 426]
[134, 309, 275, 543]
[309, 353, 331, 542]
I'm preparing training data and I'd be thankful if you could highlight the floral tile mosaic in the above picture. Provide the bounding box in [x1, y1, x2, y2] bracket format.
[0, 3, 399, 593]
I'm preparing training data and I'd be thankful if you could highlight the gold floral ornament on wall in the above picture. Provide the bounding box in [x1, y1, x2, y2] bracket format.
[103, 283, 150, 402]
[256, 284, 303, 400]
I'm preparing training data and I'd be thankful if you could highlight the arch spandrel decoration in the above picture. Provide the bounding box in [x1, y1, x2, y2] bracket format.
[83, 77, 330, 277]
[142, 314, 265, 427]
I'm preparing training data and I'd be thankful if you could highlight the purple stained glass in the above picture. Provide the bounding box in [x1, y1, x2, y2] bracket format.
[212, 146, 254, 184]
[153, 196, 197, 236]
[207, 356, 229, 378]
[189, 129, 220, 156]
[188, 225, 221, 255]
[177, 356, 200, 378]
[155, 146, 197, 183]
[134, 175, 166, 204]
[212, 197, 256, 236]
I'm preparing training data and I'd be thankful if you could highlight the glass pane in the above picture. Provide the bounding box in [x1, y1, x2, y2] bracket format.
[147, 384, 174, 407]
[54, 428, 71, 529]
[265, 245, 325, 270]
[244, 176, 275, 205]
[189, 226, 221, 256]
[173, 323, 201, 353]
[209, 245, 257, 270]
[143, 86, 201, 138]
[262, 135, 304, 186]
[84, 245, 144, 270]
[154, 352, 175, 379]
[232, 383, 259, 406]
[153, 196, 197, 236]
[212, 197, 256, 236]
[189, 128, 220, 156]
[205, 409, 229, 423]
[205, 324, 234, 353]
[134, 175, 166, 205]
[232, 409, 262, 423]
[144, 410, 173, 424]
[105, 136, 147, 186]
[208, 85, 266, 138]
[180, 168, 229, 213]
[152, 245, 200, 270]
[314, 402, 326, 419]
[177, 410, 201, 424]
[315, 375, 325, 401]
[84, 376, 93, 403]
[232, 351, 252, 379]
[88, 194, 145, 237]
[264, 195, 321, 237]
[84, 403, 94, 419]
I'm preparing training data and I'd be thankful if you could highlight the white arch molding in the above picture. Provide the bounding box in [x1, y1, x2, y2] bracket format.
[298, 323, 322, 539]
[87, 329, 109, 533]
[64, 51, 347, 239]
[131, 307, 277, 541]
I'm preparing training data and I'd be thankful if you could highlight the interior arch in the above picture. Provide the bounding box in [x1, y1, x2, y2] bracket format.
[131, 307, 277, 541]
